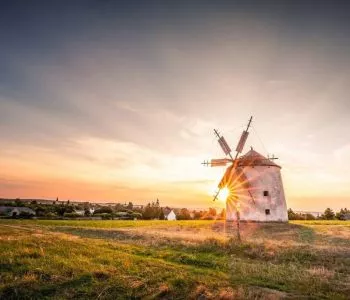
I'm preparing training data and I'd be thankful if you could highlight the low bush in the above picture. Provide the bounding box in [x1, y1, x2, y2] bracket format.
[63, 212, 80, 218]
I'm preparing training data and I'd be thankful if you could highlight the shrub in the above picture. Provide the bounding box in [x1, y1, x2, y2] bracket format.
[132, 212, 142, 219]
[101, 213, 113, 220]
[201, 215, 214, 220]
[63, 212, 80, 218]
[18, 212, 34, 219]
[94, 207, 113, 214]
[44, 212, 57, 219]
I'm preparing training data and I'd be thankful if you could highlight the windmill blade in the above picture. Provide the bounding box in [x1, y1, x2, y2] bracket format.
[213, 188, 221, 201]
[233, 116, 253, 159]
[218, 136, 232, 156]
[210, 158, 233, 167]
[235, 130, 249, 153]
[202, 158, 233, 167]
[213, 129, 234, 159]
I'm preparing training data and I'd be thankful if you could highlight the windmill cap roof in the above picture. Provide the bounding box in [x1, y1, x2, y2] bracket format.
[237, 149, 281, 168]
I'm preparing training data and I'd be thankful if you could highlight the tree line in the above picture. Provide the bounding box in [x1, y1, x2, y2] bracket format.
[288, 208, 350, 220]
[0, 198, 225, 220]
[5, 199, 347, 221]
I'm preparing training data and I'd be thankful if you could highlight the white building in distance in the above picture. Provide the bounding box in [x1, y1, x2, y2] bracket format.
[165, 210, 177, 221]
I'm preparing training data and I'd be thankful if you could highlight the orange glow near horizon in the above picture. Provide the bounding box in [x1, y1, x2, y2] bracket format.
[1, 135, 350, 211]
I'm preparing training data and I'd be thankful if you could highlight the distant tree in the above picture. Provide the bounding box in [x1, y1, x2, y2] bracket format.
[65, 205, 74, 213]
[155, 198, 160, 207]
[177, 208, 191, 220]
[193, 211, 203, 220]
[287, 209, 310, 220]
[201, 214, 215, 220]
[132, 212, 142, 220]
[304, 213, 316, 220]
[19, 211, 34, 219]
[35, 206, 46, 217]
[45, 212, 57, 218]
[208, 207, 217, 217]
[115, 203, 123, 211]
[31, 200, 37, 205]
[133, 206, 143, 214]
[75, 204, 84, 210]
[15, 198, 24, 207]
[94, 207, 113, 214]
[54, 203, 74, 216]
[336, 208, 350, 220]
[321, 208, 335, 220]
[155, 206, 161, 219]
[142, 203, 154, 220]
[159, 209, 165, 220]
[127, 202, 133, 210]
[288, 208, 297, 220]
[64, 212, 80, 218]
[55, 206, 66, 216]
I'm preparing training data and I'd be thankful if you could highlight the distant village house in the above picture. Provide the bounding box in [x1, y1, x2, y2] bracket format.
[164, 209, 177, 221]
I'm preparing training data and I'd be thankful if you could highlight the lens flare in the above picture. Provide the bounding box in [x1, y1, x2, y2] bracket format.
[218, 187, 230, 201]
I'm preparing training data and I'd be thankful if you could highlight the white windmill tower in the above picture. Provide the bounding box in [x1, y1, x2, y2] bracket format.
[203, 116, 288, 223]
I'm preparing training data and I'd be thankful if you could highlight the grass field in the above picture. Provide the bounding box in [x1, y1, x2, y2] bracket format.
[0, 220, 349, 299]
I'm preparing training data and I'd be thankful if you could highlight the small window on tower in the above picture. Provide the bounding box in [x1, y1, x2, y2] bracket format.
[265, 209, 270, 215]
[263, 191, 269, 196]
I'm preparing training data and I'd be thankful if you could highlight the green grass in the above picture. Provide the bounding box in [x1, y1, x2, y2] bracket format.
[0, 220, 349, 299]
[291, 220, 350, 226]
[0, 219, 214, 229]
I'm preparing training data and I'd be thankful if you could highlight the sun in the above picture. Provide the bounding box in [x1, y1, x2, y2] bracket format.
[218, 187, 230, 202]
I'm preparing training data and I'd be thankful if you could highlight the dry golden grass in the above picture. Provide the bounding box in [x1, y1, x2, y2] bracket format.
[0, 219, 349, 299]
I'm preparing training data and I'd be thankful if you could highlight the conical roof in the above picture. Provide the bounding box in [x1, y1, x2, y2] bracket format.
[236, 149, 281, 168]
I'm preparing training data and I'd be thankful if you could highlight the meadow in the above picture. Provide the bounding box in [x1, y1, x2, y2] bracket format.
[0, 219, 349, 299]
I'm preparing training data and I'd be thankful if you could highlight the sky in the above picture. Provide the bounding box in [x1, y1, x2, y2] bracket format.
[1, 0, 350, 211]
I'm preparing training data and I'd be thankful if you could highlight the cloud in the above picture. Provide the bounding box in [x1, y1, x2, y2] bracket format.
[1, 1, 350, 209]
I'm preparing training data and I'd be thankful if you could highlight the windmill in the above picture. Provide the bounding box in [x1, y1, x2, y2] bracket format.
[202, 116, 253, 240]
[203, 116, 288, 230]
